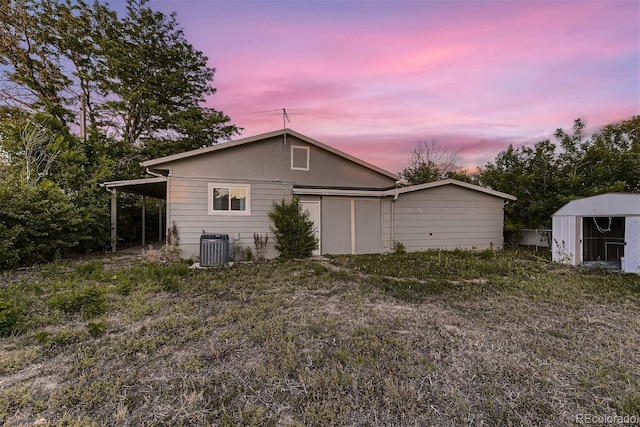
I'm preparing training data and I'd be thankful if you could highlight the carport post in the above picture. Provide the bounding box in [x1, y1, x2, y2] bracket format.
[159, 200, 163, 243]
[141, 196, 146, 247]
[110, 189, 117, 253]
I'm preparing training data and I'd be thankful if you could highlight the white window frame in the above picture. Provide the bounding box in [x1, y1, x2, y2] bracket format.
[291, 145, 310, 171]
[207, 183, 251, 215]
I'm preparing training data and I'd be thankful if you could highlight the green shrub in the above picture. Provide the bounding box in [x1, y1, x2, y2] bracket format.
[268, 197, 318, 259]
[0, 179, 87, 270]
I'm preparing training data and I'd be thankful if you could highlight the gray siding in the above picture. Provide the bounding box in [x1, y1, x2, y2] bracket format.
[166, 176, 507, 259]
[168, 177, 293, 259]
[164, 135, 396, 189]
[387, 185, 505, 251]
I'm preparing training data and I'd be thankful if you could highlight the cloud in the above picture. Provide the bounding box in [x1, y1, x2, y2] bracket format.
[156, 0, 639, 175]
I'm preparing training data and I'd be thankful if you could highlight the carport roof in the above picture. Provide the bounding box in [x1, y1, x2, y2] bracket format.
[101, 177, 167, 199]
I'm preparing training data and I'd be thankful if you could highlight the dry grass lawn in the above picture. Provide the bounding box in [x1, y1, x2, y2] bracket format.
[1, 249, 639, 426]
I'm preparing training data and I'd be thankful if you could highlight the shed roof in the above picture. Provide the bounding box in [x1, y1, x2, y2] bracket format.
[553, 193, 640, 216]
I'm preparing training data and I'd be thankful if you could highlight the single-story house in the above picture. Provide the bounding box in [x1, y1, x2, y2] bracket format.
[552, 193, 640, 273]
[104, 129, 516, 259]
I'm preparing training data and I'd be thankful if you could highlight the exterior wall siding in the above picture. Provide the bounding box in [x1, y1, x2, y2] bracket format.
[164, 135, 396, 189]
[168, 177, 293, 260]
[166, 176, 509, 259]
[388, 185, 505, 251]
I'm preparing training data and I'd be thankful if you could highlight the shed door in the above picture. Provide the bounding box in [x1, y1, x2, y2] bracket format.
[355, 199, 382, 254]
[321, 198, 351, 254]
[552, 216, 577, 265]
[321, 198, 382, 255]
[624, 217, 640, 273]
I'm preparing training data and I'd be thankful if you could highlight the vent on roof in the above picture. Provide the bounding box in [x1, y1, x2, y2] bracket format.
[200, 233, 229, 266]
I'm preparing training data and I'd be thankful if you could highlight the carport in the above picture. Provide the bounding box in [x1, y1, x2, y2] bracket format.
[101, 177, 167, 252]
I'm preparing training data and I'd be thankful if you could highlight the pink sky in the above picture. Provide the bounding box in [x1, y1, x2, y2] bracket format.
[149, 0, 639, 174]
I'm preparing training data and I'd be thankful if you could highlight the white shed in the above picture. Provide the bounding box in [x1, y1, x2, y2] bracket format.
[552, 193, 640, 273]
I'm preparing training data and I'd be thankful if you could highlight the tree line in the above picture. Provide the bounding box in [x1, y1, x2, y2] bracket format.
[402, 116, 640, 234]
[0, 0, 237, 269]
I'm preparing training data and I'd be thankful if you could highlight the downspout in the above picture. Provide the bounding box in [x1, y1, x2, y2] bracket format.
[390, 190, 400, 251]
[145, 167, 165, 177]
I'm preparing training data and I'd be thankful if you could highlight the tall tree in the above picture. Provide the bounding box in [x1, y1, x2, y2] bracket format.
[0, 0, 238, 266]
[401, 139, 461, 185]
[93, 0, 237, 157]
[0, 0, 238, 170]
[0, 0, 76, 125]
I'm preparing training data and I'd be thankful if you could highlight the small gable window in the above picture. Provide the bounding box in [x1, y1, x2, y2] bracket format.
[291, 145, 310, 171]
[208, 183, 250, 215]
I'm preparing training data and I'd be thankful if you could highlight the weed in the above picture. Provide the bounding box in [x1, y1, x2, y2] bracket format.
[49, 284, 106, 318]
[311, 262, 328, 275]
[161, 275, 181, 292]
[73, 261, 104, 279]
[452, 247, 474, 259]
[115, 279, 133, 296]
[479, 248, 495, 260]
[86, 320, 108, 338]
[34, 330, 51, 345]
[620, 395, 640, 415]
[253, 233, 269, 261]
[34, 328, 82, 347]
[392, 241, 406, 254]
[0, 298, 21, 336]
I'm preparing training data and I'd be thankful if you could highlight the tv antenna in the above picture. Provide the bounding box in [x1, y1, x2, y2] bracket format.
[252, 108, 302, 149]
[282, 108, 290, 129]
[252, 108, 303, 130]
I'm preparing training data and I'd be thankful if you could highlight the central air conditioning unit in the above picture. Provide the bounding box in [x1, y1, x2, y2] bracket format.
[200, 233, 229, 267]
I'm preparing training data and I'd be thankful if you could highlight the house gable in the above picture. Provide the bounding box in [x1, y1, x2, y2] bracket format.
[142, 129, 398, 190]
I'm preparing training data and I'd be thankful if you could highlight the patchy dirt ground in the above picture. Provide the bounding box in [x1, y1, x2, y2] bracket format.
[1, 251, 639, 426]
